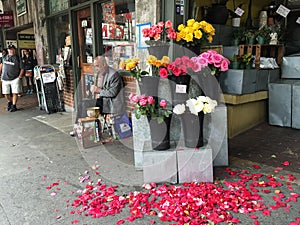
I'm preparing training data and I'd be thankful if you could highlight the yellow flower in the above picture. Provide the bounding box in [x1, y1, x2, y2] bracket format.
[177, 24, 185, 31]
[187, 19, 195, 27]
[194, 30, 203, 39]
[161, 56, 170, 65]
[125, 61, 136, 70]
[193, 22, 201, 30]
[203, 23, 215, 34]
[207, 35, 213, 43]
[155, 60, 163, 67]
[184, 33, 193, 42]
[147, 55, 157, 65]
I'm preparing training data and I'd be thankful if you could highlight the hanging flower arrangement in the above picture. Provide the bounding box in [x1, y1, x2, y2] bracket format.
[175, 19, 215, 47]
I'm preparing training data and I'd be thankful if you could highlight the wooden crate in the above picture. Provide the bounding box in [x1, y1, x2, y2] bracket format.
[239, 44, 284, 68]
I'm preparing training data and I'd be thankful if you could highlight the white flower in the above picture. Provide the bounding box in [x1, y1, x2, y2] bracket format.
[173, 104, 186, 115]
[202, 97, 218, 114]
[186, 98, 203, 115]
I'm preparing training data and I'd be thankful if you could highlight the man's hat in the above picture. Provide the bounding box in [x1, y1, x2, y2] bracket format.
[7, 45, 16, 49]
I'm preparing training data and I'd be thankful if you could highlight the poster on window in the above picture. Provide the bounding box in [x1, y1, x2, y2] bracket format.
[102, 2, 116, 24]
[16, 0, 27, 17]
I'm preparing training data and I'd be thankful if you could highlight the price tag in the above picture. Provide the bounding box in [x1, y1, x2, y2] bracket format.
[175, 84, 187, 93]
[234, 7, 244, 17]
[276, 4, 290, 18]
[296, 17, 300, 24]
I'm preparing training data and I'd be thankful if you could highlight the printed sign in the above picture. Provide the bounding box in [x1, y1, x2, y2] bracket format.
[42, 72, 56, 84]
[0, 12, 14, 27]
[235, 7, 244, 17]
[175, 84, 187, 93]
[276, 4, 290, 18]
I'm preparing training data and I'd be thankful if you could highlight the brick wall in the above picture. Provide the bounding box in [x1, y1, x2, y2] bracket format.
[122, 75, 137, 118]
[63, 69, 75, 108]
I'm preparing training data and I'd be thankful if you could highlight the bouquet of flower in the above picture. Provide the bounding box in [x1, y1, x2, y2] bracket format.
[142, 20, 177, 46]
[176, 19, 215, 47]
[129, 93, 170, 123]
[147, 55, 170, 78]
[190, 50, 230, 75]
[166, 56, 195, 77]
[119, 57, 149, 81]
[173, 95, 218, 115]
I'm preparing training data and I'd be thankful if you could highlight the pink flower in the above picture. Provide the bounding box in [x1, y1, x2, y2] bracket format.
[165, 20, 173, 29]
[147, 96, 155, 104]
[139, 98, 148, 106]
[159, 99, 167, 108]
[172, 67, 181, 76]
[220, 58, 229, 71]
[159, 67, 169, 78]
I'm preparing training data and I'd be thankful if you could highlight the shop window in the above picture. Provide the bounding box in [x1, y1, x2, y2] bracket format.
[81, 17, 94, 64]
[49, 15, 71, 66]
[101, 0, 135, 69]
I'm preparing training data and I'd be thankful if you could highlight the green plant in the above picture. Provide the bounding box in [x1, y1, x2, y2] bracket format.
[255, 26, 271, 41]
[231, 27, 245, 41]
[243, 29, 256, 39]
[241, 52, 254, 65]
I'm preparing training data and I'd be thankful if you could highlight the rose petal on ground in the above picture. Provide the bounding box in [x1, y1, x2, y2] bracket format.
[282, 161, 290, 166]
[253, 165, 261, 169]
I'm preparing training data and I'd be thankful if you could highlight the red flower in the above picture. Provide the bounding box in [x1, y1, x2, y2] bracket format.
[158, 67, 169, 78]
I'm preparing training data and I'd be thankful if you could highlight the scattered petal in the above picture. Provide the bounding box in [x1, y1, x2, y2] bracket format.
[282, 161, 290, 166]
[253, 164, 261, 169]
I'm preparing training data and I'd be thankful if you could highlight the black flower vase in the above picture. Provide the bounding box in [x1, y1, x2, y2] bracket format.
[168, 75, 191, 106]
[181, 111, 204, 148]
[138, 76, 160, 101]
[192, 67, 221, 103]
[147, 44, 170, 59]
[147, 114, 172, 150]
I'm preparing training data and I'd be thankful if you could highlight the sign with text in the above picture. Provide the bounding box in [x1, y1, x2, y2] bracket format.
[17, 33, 35, 49]
[276, 4, 290, 18]
[16, 0, 27, 17]
[0, 12, 14, 27]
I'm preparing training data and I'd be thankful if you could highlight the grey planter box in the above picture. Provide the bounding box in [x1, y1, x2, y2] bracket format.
[282, 55, 300, 79]
[256, 69, 280, 91]
[292, 81, 300, 129]
[220, 69, 257, 95]
[269, 80, 294, 127]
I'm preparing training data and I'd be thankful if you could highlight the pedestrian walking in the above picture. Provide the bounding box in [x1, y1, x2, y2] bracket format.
[22, 49, 37, 94]
[0, 45, 25, 112]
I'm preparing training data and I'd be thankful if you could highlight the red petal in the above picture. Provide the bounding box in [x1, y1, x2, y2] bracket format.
[253, 165, 261, 169]
[282, 161, 290, 166]
[250, 214, 258, 219]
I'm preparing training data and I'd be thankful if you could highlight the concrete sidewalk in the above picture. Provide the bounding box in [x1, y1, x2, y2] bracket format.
[1, 95, 300, 225]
